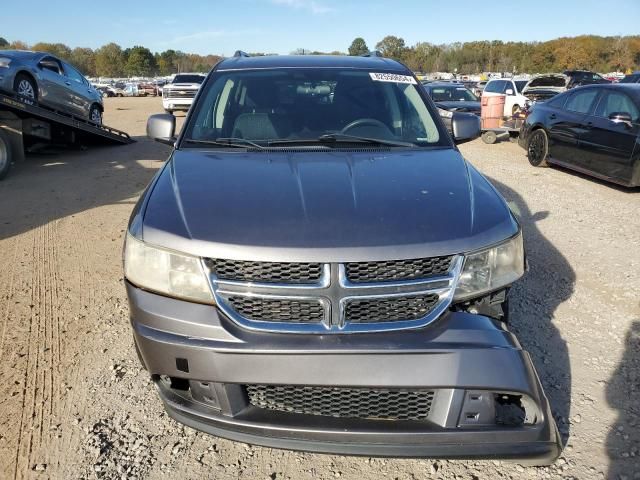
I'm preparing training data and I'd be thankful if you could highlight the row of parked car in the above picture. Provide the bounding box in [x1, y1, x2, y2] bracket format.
[421, 71, 640, 187]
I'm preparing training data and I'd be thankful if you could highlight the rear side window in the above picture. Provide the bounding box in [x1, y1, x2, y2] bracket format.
[564, 89, 599, 114]
[594, 91, 640, 122]
[546, 92, 568, 109]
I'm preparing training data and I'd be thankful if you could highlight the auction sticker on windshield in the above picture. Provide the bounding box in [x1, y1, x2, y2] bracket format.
[369, 73, 417, 84]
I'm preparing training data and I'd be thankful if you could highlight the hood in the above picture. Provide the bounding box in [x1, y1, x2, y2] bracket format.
[436, 101, 481, 112]
[522, 74, 568, 94]
[140, 148, 518, 262]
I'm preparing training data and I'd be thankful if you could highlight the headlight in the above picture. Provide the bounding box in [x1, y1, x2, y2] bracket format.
[124, 233, 214, 303]
[0, 57, 12, 68]
[438, 107, 453, 118]
[454, 232, 525, 301]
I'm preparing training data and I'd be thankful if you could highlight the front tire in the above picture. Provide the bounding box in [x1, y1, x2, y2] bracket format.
[14, 73, 37, 103]
[527, 129, 549, 167]
[89, 104, 103, 126]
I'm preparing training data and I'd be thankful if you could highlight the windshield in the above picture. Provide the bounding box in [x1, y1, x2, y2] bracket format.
[621, 74, 640, 84]
[173, 74, 205, 84]
[514, 80, 528, 93]
[526, 75, 568, 88]
[428, 85, 478, 102]
[184, 68, 445, 147]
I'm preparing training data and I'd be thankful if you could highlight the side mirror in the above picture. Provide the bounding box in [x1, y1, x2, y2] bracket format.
[505, 88, 514, 95]
[147, 113, 176, 145]
[452, 112, 481, 144]
[609, 112, 633, 128]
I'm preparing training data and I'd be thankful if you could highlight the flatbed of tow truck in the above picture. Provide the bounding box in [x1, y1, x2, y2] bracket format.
[0, 91, 134, 180]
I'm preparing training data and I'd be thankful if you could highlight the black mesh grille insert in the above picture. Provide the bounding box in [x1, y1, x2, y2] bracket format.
[226, 296, 325, 323]
[345, 256, 453, 283]
[208, 259, 323, 284]
[246, 385, 435, 421]
[345, 294, 440, 323]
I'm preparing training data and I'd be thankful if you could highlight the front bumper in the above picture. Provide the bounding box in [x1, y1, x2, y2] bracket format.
[128, 284, 561, 464]
[162, 97, 194, 111]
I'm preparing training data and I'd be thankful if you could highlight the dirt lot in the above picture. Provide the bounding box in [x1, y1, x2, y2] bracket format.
[0, 96, 638, 480]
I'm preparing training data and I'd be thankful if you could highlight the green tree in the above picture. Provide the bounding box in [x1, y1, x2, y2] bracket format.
[375, 35, 407, 61]
[31, 42, 72, 60]
[95, 43, 125, 77]
[70, 47, 96, 76]
[157, 49, 178, 75]
[125, 46, 156, 76]
[348, 37, 369, 56]
[0, 37, 8, 48]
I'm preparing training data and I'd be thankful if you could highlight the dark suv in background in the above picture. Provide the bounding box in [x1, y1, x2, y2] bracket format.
[564, 70, 611, 88]
[125, 53, 561, 464]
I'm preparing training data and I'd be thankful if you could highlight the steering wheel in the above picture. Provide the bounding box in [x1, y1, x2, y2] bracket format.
[341, 118, 390, 134]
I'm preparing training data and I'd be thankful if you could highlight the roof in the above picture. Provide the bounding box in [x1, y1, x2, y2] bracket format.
[216, 54, 408, 72]
[0, 50, 43, 59]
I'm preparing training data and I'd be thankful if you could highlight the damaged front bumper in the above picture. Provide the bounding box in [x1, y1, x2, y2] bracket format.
[128, 284, 561, 465]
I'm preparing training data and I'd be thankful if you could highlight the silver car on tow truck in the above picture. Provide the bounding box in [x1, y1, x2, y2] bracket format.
[0, 50, 104, 124]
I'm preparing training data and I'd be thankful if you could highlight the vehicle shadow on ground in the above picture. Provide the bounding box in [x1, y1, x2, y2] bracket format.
[606, 320, 640, 478]
[0, 136, 167, 241]
[548, 164, 640, 193]
[487, 176, 574, 447]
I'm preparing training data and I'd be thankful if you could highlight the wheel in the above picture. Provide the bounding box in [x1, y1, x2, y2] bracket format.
[481, 131, 497, 144]
[102, 91, 109, 98]
[89, 104, 103, 125]
[0, 130, 11, 181]
[13, 73, 37, 103]
[527, 129, 549, 167]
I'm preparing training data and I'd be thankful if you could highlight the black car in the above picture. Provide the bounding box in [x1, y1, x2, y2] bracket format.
[422, 82, 481, 133]
[563, 70, 611, 88]
[620, 72, 640, 84]
[519, 84, 640, 187]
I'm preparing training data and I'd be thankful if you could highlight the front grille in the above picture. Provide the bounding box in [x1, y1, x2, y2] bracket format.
[246, 385, 435, 421]
[345, 256, 453, 283]
[164, 89, 197, 99]
[227, 296, 324, 322]
[345, 294, 440, 323]
[208, 259, 323, 284]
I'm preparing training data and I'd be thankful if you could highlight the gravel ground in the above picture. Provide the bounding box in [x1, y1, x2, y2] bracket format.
[0, 97, 638, 480]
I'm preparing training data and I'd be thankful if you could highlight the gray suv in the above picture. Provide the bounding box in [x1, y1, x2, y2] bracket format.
[125, 54, 561, 463]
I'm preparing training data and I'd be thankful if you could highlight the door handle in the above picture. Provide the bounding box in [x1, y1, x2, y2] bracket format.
[65, 81, 71, 86]
[585, 121, 593, 129]
[549, 113, 556, 120]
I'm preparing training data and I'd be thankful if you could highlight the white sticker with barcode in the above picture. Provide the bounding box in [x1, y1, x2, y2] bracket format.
[369, 72, 417, 84]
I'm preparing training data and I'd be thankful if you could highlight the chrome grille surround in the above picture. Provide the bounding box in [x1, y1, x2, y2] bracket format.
[207, 256, 462, 333]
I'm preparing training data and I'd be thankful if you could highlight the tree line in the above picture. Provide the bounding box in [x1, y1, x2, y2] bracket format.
[1, 34, 639, 78]
[0, 37, 222, 77]
[355, 35, 640, 74]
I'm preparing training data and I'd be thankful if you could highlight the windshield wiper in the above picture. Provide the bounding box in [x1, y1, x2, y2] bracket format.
[267, 134, 416, 148]
[317, 133, 416, 148]
[182, 137, 265, 149]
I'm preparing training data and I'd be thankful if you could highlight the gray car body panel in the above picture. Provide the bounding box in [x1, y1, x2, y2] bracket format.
[128, 285, 561, 464]
[137, 148, 518, 262]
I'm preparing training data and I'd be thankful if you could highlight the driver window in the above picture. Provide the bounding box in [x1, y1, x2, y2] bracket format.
[65, 64, 85, 84]
[594, 91, 639, 121]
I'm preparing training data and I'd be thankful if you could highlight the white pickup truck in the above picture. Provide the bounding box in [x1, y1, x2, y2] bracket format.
[162, 73, 206, 114]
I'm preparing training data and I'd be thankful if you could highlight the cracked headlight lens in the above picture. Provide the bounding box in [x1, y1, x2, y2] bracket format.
[455, 232, 525, 301]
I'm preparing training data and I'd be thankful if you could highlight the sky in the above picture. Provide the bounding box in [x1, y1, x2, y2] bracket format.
[2, 0, 640, 55]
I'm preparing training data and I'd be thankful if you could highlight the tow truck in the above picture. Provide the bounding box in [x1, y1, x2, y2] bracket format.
[0, 91, 133, 180]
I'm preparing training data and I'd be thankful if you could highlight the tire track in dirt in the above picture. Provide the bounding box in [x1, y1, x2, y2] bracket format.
[10, 221, 63, 479]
